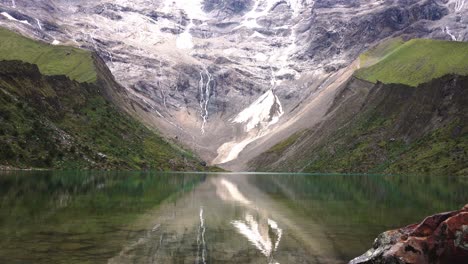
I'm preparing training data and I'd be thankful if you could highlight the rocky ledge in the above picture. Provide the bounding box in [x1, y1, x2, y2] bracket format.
[350, 205, 468, 264]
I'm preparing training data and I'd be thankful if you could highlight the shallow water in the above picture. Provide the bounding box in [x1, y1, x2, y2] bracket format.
[0, 171, 466, 263]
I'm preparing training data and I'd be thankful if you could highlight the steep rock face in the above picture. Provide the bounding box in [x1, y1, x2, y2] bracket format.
[350, 205, 468, 264]
[0, 0, 467, 169]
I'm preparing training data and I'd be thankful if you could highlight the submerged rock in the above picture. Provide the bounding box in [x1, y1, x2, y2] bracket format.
[350, 205, 468, 264]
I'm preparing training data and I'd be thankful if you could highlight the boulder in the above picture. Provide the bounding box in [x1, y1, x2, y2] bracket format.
[350, 205, 468, 264]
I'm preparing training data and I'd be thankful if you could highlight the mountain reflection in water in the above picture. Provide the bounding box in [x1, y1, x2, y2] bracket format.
[0, 171, 467, 264]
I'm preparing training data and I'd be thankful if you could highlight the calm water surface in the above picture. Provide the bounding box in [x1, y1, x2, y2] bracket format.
[0, 171, 467, 263]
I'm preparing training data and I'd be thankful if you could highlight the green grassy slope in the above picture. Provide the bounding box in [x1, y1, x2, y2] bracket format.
[0, 60, 205, 170]
[359, 37, 405, 68]
[0, 28, 96, 83]
[356, 39, 468, 86]
[250, 75, 468, 175]
[0, 28, 209, 170]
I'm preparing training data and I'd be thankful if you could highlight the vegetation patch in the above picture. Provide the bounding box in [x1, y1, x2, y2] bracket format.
[356, 39, 468, 86]
[359, 37, 405, 68]
[0, 28, 96, 83]
[0, 60, 206, 171]
[267, 130, 307, 154]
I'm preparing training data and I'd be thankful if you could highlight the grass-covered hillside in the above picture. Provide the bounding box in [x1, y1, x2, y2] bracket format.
[356, 38, 468, 86]
[0, 29, 208, 171]
[250, 75, 468, 176]
[0, 28, 96, 83]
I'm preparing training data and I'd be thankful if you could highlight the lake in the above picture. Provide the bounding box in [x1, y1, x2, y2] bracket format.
[0, 171, 466, 263]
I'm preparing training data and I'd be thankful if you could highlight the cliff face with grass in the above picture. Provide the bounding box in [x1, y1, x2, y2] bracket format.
[355, 38, 468, 86]
[0, 29, 207, 170]
[250, 74, 468, 175]
[0, 28, 97, 83]
[0, 60, 206, 170]
[249, 39, 468, 175]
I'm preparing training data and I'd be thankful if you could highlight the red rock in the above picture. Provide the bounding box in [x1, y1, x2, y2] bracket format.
[350, 205, 468, 264]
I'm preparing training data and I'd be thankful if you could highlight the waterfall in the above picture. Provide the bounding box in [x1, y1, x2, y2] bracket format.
[35, 18, 42, 30]
[455, 0, 465, 12]
[198, 68, 214, 134]
[445, 26, 457, 41]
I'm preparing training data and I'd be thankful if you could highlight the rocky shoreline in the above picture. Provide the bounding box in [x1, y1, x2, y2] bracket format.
[350, 205, 468, 264]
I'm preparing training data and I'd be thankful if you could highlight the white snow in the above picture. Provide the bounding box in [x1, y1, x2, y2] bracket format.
[254, 52, 268, 62]
[214, 136, 260, 164]
[1, 12, 30, 25]
[176, 20, 195, 49]
[166, 0, 206, 50]
[213, 89, 284, 164]
[251, 31, 267, 39]
[52, 39, 61, 45]
[288, 0, 305, 15]
[237, 0, 280, 29]
[233, 89, 284, 132]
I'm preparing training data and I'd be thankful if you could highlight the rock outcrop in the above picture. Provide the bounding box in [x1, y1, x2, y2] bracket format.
[350, 205, 468, 264]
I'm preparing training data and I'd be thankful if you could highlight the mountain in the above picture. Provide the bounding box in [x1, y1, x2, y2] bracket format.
[249, 39, 468, 175]
[0, 28, 208, 170]
[0, 0, 467, 171]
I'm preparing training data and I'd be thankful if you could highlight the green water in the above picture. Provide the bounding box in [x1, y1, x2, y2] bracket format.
[0, 171, 466, 263]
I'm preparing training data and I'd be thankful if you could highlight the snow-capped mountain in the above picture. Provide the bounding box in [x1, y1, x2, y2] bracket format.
[0, 0, 467, 169]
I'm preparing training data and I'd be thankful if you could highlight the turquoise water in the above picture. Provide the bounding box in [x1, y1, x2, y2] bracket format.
[0, 171, 466, 263]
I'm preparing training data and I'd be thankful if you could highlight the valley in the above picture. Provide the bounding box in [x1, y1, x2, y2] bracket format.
[0, 0, 467, 172]
[0, 1, 467, 263]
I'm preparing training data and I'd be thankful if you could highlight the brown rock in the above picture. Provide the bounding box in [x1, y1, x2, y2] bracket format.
[349, 205, 468, 264]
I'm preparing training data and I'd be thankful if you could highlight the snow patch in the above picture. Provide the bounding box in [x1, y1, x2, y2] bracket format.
[1, 12, 30, 25]
[237, 0, 279, 29]
[213, 89, 284, 164]
[251, 31, 267, 39]
[213, 136, 260, 165]
[233, 89, 284, 132]
[254, 53, 268, 62]
[52, 39, 61, 45]
[168, 0, 206, 50]
[176, 20, 195, 49]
